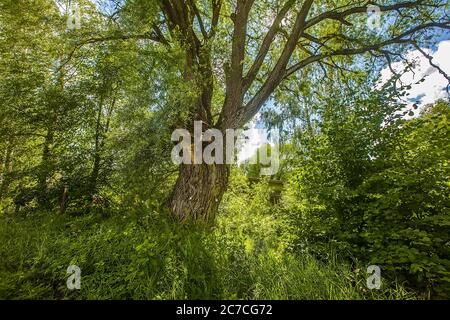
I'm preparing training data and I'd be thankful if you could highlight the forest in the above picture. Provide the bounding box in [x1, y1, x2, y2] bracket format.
[0, 0, 449, 300]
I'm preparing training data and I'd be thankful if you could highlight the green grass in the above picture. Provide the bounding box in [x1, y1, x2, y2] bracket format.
[0, 210, 416, 300]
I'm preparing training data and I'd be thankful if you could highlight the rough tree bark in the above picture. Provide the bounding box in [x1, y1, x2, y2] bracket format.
[159, 0, 449, 224]
[169, 163, 229, 224]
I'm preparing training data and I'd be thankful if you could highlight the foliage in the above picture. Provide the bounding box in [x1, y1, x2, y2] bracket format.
[0, 0, 449, 300]
[282, 96, 450, 298]
[0, 174, 415, 300]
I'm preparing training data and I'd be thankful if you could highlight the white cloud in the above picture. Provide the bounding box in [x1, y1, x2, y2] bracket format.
[379, 40, 450, 117]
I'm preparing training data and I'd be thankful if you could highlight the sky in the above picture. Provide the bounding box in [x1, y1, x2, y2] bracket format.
[237, 115, 272, 164]
[379, 39, 450, 117]
[239, 39, 450, 162]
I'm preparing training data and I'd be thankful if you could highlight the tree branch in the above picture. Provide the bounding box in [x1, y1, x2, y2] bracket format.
[218, 0, 255, 128]
[285, 22, 450, 79]
[237, 0, 314, 127]
[243, 0, 296, 91]
[209, 0, 222, 39]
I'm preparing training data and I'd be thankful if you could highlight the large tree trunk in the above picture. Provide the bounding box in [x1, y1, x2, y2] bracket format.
[169, 163, 229, 224]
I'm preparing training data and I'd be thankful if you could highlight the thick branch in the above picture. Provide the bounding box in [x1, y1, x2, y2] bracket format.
[285, 22, 450, 79]
[188, 0, 208, 39]
[219, 0, 255, 128]
[238, 0, 314, 126]
[243, 0, 296, 91]
[304, 0, 429, 30]
[209, 0, 222, 38]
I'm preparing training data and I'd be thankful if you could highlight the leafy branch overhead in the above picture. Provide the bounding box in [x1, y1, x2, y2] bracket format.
[64, 0, 449, 128]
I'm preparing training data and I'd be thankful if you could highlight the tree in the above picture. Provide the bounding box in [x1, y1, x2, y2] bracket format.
[0, 0, 115, 210]
[24, 0, 450, 222]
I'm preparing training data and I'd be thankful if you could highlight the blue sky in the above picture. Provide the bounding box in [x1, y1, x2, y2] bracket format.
[240, 36, 450, 160]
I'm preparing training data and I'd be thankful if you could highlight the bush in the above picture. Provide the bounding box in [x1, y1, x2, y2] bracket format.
[282, 101, 450, 298]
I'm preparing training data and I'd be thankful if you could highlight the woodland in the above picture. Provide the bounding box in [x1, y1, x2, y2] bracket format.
[0, 0, 449, 299]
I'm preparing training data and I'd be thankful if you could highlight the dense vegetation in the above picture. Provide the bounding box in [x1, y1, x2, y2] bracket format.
[0, 0, 449, 299]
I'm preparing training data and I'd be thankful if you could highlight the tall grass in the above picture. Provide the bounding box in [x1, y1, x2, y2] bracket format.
[0, 209, 415, 300]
